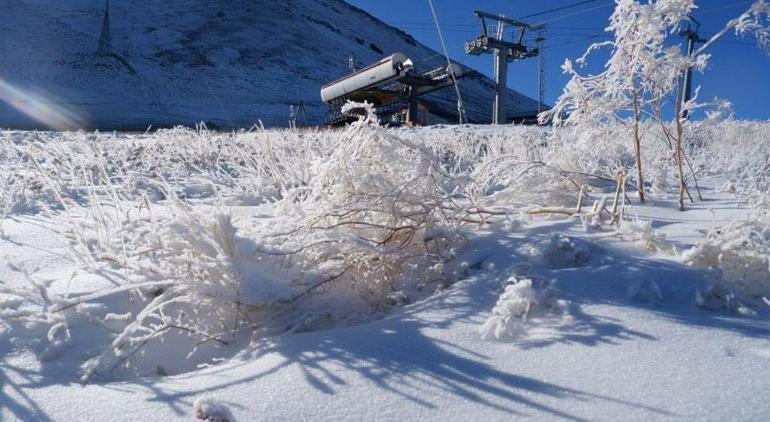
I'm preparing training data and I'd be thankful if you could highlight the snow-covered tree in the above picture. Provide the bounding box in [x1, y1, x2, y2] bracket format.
[542, 0, 770, 210]
[541, 0, 697, 203]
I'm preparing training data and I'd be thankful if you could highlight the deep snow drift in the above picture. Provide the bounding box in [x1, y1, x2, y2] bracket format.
[1, 118, 769, 420]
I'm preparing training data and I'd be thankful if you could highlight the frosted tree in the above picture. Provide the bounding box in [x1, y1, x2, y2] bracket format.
[540, 0, 697, 204]
[542, 0, 770, 210]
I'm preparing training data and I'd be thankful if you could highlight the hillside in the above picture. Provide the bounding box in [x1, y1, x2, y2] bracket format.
[0, 0, 540, 130]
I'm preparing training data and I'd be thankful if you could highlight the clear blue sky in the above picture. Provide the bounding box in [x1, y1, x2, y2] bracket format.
[347, 0, 770, 120]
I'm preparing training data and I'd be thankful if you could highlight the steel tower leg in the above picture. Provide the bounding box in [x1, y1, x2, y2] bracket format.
[493, 20, 507, 125]
[407, 88, 419, 126]
[493, 48, 508, 125]
[681, 36, 695, 119]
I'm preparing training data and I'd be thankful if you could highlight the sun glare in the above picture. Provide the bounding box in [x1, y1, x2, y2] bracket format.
[0, 78, 86, 130]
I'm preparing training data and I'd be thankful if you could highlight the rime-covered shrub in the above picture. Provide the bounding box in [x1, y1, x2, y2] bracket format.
[1, 108, 475, 380]
[620, 218, 669, 252]
[522, 233, 597, 269]
[193, 397, 234, 422]
[683, 193, 770, 311]
[255, 104, 468, 310]
[3, 116, 770, 380]
[480, 275, 566, 341]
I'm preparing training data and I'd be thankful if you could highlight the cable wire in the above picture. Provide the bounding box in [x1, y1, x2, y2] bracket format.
[427, 0, 466, 123]
[699, 0, 755, 15]
[518, 0, 605, 19]
[534, 2, 616, 25]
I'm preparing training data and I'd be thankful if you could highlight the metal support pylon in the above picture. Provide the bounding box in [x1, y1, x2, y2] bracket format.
[535, 31, 546, 116]
[465, 10, 542, 125]
[679, 17, 704, 119]
[493, 21, 507, 125]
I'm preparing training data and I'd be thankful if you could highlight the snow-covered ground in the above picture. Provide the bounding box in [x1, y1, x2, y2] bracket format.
[1, 119, 770, 420]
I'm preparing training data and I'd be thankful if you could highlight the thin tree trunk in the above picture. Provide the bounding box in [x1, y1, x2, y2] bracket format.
[674, 101, 687, 211]
[632, 87, 645, 203]
[610, 171, 626, 224]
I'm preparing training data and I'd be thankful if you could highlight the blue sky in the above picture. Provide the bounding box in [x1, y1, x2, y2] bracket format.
[347, 0, 770, 120]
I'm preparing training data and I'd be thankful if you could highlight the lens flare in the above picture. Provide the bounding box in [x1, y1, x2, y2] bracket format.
[0, 78, 87, 130]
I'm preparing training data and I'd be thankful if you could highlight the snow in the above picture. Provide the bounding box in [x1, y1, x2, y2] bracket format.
[2, 205, 769, 420]
[1, 119, 770, 420]
[193, 397, 234, 422]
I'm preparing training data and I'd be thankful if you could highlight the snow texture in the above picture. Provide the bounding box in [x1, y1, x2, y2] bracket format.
[1, 119, 770, 420]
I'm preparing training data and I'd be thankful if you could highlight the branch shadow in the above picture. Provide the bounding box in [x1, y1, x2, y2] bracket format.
[3, 215, 767, 420]
[124, 314, 673, 420]
[109, 258, 675, 420]
[0, 360, 53, 422]
[478, 220, 770, 342]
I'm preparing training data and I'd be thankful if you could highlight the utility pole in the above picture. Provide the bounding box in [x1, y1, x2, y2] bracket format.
[679, 17, 704, 119]
[465, 11, 542, 125]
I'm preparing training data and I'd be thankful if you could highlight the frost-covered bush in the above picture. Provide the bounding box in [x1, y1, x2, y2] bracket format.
[689, 121, 770, 200]
[620, 218, 669, 252]
[522, 233, 597, 269]
[3, 115, 770, 379]
[71, 200, 302, 380]
[255, 104, 469, 310]
[0, 108, 480, 380]
[193, 397, 234, 422]
[480, 275, 566, 341]
[683, 193, 770, 312]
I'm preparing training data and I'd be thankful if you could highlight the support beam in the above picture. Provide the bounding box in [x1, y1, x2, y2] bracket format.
[679, 17, 703, 120]
[406, 88, 420, 126]
[536, 34, 546, 115]
[493, 47, 508, 125]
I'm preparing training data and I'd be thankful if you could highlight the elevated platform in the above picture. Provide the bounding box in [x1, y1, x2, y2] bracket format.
[321, 53, 463, 126]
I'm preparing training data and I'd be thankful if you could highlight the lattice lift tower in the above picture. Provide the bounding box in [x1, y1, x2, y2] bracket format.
[97, 0, 112, 56]
[465, 11, 543, 124]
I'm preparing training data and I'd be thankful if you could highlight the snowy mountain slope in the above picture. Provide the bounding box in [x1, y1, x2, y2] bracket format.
[0, 0, 540, 129]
